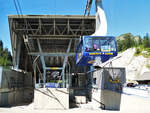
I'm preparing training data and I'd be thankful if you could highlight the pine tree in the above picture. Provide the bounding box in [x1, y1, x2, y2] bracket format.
[143, 34, 150, 48]
[138, 36, 142, 45]
[0, 40, 12, 67]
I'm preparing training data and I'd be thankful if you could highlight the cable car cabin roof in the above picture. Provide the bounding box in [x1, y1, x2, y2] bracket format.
[76, 36, 117, 66]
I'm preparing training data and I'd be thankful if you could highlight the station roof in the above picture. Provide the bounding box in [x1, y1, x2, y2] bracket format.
[8, 15, 95, 72]
[8, 15, 95, 19]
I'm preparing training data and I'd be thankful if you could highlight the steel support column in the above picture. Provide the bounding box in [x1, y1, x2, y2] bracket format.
[33, 55, 40, 85]
[62, 39, 72, 88]
[15, 37, 22, 69]
[90, 66, 94, 86]
[37, 39, 46, 86]
[43, 69, 46, 86]
[33, 63, 36, 85]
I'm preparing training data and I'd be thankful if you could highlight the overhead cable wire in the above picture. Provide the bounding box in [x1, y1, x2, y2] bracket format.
[16, 0, 23, 15]
[13, 0, 20, 16]
[12, 0, 44, 81]
[84, 0, 93, 16]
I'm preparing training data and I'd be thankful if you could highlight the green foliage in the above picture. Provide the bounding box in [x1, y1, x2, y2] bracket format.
[138, 36, 143, 45]
[134, 36, 143, 47]
[117, 33, 150, 54]
[0, 40, 3, 51]
[135, 48, 141, 55]
[143, 54, 150, 58]
[0, 40, 12, 67]
[146, 64, 150, 69]
[143, 34, 150, 48]
[145, 48, 150, 53]
[117, 33, 136, 52]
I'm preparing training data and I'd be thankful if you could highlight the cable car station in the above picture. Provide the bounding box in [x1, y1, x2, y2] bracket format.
[0, 0, 126, 110]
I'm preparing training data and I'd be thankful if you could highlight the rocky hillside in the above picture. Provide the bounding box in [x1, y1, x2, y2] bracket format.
[104, 48, 150, 80]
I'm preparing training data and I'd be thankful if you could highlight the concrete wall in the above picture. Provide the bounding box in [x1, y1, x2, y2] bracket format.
[94, 68, 126, 91]
[93, 68, 126, 110]
[0, 88, 33, 106]
[34, 88, 69, 110]
[101, 90, 121, 110]
[0, 67, 34, 106]
[100, 68, 125, 110]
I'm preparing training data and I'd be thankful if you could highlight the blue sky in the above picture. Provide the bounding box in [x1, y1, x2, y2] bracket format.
[0, 0, 150, 53]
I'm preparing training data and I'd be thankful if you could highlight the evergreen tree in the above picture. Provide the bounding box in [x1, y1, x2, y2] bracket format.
[0, 40, 12, 67]
[0, 40, 3, 50]
[117, 40, 122, 52]
[138, 36, 142, 45]
[0, 40, 3, 56]
[143, 34, 150, 48]
[117, 33, 136, 52]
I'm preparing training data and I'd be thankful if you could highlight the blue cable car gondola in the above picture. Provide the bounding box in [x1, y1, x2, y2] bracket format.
[76, 36, 117, 66]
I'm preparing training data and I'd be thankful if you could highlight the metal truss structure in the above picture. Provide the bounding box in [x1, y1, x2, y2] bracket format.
[8, 15, 95, 87]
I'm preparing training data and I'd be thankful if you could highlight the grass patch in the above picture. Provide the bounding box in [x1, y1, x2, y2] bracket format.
[146, 64, 150, 69]
[134, 46, 150, 58]
[118, 51, 122, 54]
[144, 48, 150, 53]
[143, 53, 150, 58]
[134, 47, 142, 56]
[143, 47, 150, 58]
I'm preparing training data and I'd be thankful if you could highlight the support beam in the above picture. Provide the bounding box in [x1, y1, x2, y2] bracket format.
[43, 69, 46, 85]
[62, 39, 72, 88]
[33, 55, 40, 85]
[37, 39, 46, 86]
[39, 19, 42, 34]
[68, 62, 71, 88]
[45, 67, 63, 70]
[54, 19, 55, 35]
[28, 35, 80, 39]
[67, 19, 69, 34]
[37, 39, 46, 68]
[15, 37, 22, 69]
[90, 66, 94, 86]
[33, 63, 37, 85]
[28, 52, 75, 57]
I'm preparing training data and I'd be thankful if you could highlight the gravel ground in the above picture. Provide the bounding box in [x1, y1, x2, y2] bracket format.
[0, 94, 150, 113]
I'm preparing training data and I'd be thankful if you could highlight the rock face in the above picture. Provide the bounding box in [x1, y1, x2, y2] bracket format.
[104, 48, 150, 80]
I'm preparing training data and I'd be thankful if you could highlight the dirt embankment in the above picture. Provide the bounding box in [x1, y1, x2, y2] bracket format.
[104, 48, 150, 80]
